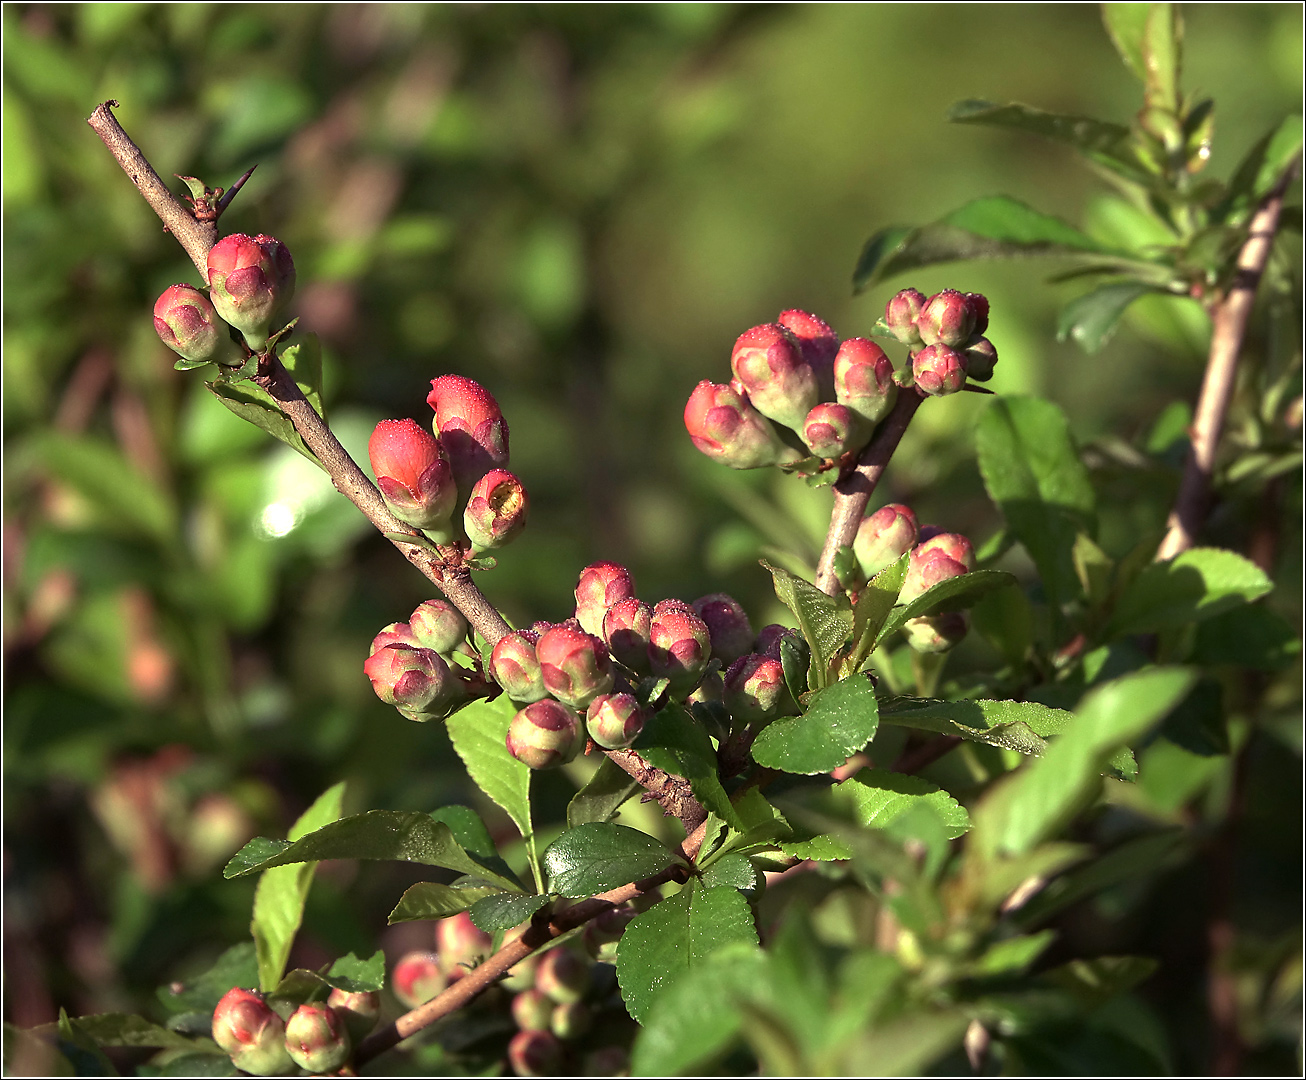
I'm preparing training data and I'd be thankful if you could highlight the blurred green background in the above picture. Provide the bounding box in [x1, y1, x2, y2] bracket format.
[3, 3, 1300, 1072]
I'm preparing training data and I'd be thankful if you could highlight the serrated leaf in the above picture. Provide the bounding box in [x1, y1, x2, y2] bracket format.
[846, 554, 908, 672]
[877, 569, 1018, 648]
[280, 334, 324, 420]
[1056, 281, 1166, 353]
[388, 882, 505, 923]
[616, 881, 759, 1023]
[567, 757, 642, 827]
[1105, 547, 1274, 637]
[157, 943, 258, 1015]
[751, 673, 880, 775]
[205, 379, 323, 469]
[251, 782, 345, 992]
[760, 560, 852, 689]
[32, 1014, 196, 1051]
[468, 892, 553, 932]
[430, 805, 519, 886]
[699, 852, 761, 893]
[323, 950, 386, 993]
[542, 823, 679, 898]
[635, 703, 742, 830]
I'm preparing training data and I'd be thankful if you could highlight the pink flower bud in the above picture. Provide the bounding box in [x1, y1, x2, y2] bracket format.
[393, 951, 447, 1008]
[648, 601, 711, 696]
[900, 548, 970, 606]
[834, 337, 898, 426]
[535, 948, 591, 1004]
[729, 323, 820, 433]
[409, 599, 469, 655]
[512, 988, 555, 1032]
[777, 309, 839, 399]
[684, 381, 803, 470]
[427, 375, 510, 491]
[369, 419, 457, 534]
[853, 503, 919, 579]
[284, 1002, 350, 1074]
[551, 1000, 592, 1041]
[585, 692, 646, 750]
[884, 288, 927, 345]
[491, 630, 547, 703]
[370, 621, 420, 654]
[583, 905, 635, 957]
[962, 335, 998, 382]
[902, 610, 968, 653]
[691, 593, 754, 665]
[913, 531, 975, 572]
[723, 653, 793, 723]
[686, 669, 724, 707]
[363, 644, 466, 718]
[153, 284, 238, 366]
[507, 699, 585, 769]
[964, 292, 990, 335]
[463, 468, 528, 551]
[211, 987, 293, 1076]
[916, 289, 976, 348]
[508, 1029, 564, 1077]
[912, 343, 968, 397]
[536, 626, 614, 709]
[755, 623, 802, 661]
[801, 401, 871, 460]
[326, 988, 380, 1043]
[206, 233, 295, 351]
[437, 910, 493, 977]
[574, 562, 636, 638]
[602, 598, 654, 673]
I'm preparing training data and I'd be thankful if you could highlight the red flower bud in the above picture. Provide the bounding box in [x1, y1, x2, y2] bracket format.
[370, 621, 420, 654]
[326, 988, 380, 1043]
[884, 288, 927, 345]
[755, 623, 802, 661]
[691, 593, 754, 665]
[854, 503, 919, 579]
[206, 233, 295, 351]
[834, 337, 898, 426]
[723, 653, 794, 723]
[574, 562, 636, 638]
[211, 987, 293, 1075]
[962, 335, 998, 382]
[369, 419, 457, 535]
[464, 468, 528, 551]
[585, 692, 646, 750]
[437, 910, 493, 977]
[802, 401, 871, 460]
[490, 630, 547, 703]
[777, 309, 839, 399]
[902, 610, 969, 653]
[913, 531, 975, 572]
[730, 323, 819, 432]
[684, 380, 803, 470]
[508, 1029, 564, 1077]
[284, 1003, 350, 1074]
[916, 289, 976, 348]
[409, 599, 469, 655]
[153, 284, 239, 366]
[535, 947, 591, 1004]
[602, 598, 654, 673]
[648, 601, 711, 696]
[912, 343, 968, 397]
[506, 699, 585, 769]
[900, 548, 970, 605]
[536, 626, 614, 709]
[964, 292, 990, 335]
[393, 951, 446, 1008]
[512, 988, 555, 1032]
[363, 643, 466, 719]
[551, 1000, 592, 1040]
[427, 375, 510, 491]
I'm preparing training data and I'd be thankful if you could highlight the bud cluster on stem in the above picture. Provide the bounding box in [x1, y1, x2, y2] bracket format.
[365, 596, 485, 722]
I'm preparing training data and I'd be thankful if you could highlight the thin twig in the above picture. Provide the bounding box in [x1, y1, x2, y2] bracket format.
[1156, 161, 1298, 561]
[891, 734, 962, 775]
[815, 388, 924, 594]
[215, 165, 258, 218]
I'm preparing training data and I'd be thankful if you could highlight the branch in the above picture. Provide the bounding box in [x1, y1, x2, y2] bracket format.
[1155, 161, 1299, 561]
[815, 388, 924, 595]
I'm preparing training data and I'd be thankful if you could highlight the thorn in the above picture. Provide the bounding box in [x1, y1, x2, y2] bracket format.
[215, 165, 257, 217]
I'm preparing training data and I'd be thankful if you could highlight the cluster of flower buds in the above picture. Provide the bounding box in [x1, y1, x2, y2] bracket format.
[365, 598, 486, 722]
[883, 288, 998, 395]
[211, 984, 378, 1076]
[369, 375, 528, 552]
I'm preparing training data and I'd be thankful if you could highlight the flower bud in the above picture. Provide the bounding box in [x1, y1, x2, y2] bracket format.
[802, 401, 872, 460]
[463, 468, 528, 551]
[437, 910, 493, 978]
[574, 562, 636, 638]
[536, 626, 614, 709]
[962, 335, 998, 382]
[723, 654, 794, 723]
[884, 288, 927, 345]
[153, 284, 239, 366]
[427, 375, 510, 492]
[777, 309, 839, 399]
[284, 1003, 350, 1075]
[755, 624, 802, 661]
[585, 692, 646, 750]
[602, 598, 653, 673]
[491, 631, 547, 703]
[206, 233, 295, 351]
[900, 549, 970, 606]
[964, 292, 989, 335]
[684, 381, 803, 470]
[647, 601, 712, 696]
[551, 1000, 592, 1041]
[834, 337, 898, 426]
[512, 988, 555, 1032]
[507, 699, 585, 769]
[583, 1046, 630, 1076]
[370, 621, 420, 654]
[916, 289, 976, 348]
[508, 1030, 564, 1077]
[583, 905, 635, 959]
[211, 987, 293, 1076]
[393, 951, 447, 1008]
[364, 644, 467, 718]
[409, 599, 469, 655]
[369, 419, 458, 535]
[902, 610, 968, 653]
[912, 343, 968, 397]
[535, 948, 591, 1004]
[913, 531, 975, 572]
[853, 503, 919, 579]
[729, 323, 820, 433]
[326, 988, 380, 1043]
[691, 594, 754, 666]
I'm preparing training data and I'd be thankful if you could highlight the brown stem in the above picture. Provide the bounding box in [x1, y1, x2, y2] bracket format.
[1156, 161, 1298, 561]
[602, 747, 707, 835]
[815, 389, 924, 595]
[891, 734, 962, 775]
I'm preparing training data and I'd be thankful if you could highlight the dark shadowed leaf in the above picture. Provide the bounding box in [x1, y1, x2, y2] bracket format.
[1106, 547, 1273, 637]
[388, 882, 505, 923]
[567, 757, 643, 827]
[468, 892, 553, 932]
[877, 570, 1018, 648]
[543, 822, 680, 898]
[1056, 282, 1166, 353]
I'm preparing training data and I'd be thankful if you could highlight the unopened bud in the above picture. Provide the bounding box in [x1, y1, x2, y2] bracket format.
[326, 988, 380, 1043]
[916, 289, 976, 348]
[392, 951, 446, 1008]
[730, 323, 820, 433]
[648, 600, 712, 696]
[364, 644, 466, 718]
[962, 335, 998, 382]
[551, 1000, 592, 1041]
[370, 622, 420, 654]
[684, 381, 803, 470]
[507, 699, 585, 769]
[536, 626, 614, 709]
[802, 401, 871, 459]
[691, 593, 754, 665]
[427, 375, 510, 492]
[902, 610, 968, 653]
[284, 1003, 350, 1075]
[437, 910, 493, 977]
[464, 469, 529, 551]
[369, 419, 457, 535]
[602, 598, 654, 672]
[508, 1030, 564, 1077]
[574, 563, 636, 638]
[490, 631, 547, 703]
[512, 988, 555, 1032]
[755, 624, 802, 661]
[409, 599, 469, 655]
[585, 692, 646, 750]
[964, 292, 989, 335]
[535, 948, 591, 1004]
[211, 987, 292, 1076]
[723, 654, 794, 723]
[777, 309, 839, 399]
[900, 548, 970, 606]
[913, 531, 975, 572]
[583, 905, 635, 959]
[912, 343, 968, 397]
[153, 284, 239, 366]
[884, 288, 927, 345]
[854, 503, 919, 579]
[206, 233, 295, 351]
[834, 337, 898, 426]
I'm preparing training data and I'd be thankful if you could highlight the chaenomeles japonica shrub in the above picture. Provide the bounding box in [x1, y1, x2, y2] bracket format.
[24, 8, 1299, 1073]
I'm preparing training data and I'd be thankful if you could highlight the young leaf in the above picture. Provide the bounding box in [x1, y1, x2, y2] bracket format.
[760, 560, 852, 689]
[845, 554, 908, 673]
[542, 823, 680, 898]
[251, 781, 345, 992]
[323, 950, 386, 994]
[636, 703, 742, 829]
[388, 882, 506, 924]
[1056, 282, 1167, 354]
[699, 852, 761, 894]
[1101, 2, 1152, 84]
[1215, 115, 1304, 222]
[877, 569, 1018, 648]
[56, 1009, 117, 1076]
[1105, 547, 1273, 637]
[280, 333, 325, 421]
[616, 881, 759, 1023]
[467, 892, 553, 932]
[567, 757, 643, 827]
[751, 673, 879, 775]
[968, 930, 1057, 977]
[205, 379, 323, 470]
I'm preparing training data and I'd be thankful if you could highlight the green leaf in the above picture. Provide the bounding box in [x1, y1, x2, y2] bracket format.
[1216, 115, 1304, 221]
[250, 782, 345, 992]
[57, 1009, 118, 1076]
[616, 881, 759, 1023]
[636, 703, 741, 829]
[1040, 954, 1159, 1006]
[699, 852, 761, 894]
[323, 950, 386, 993]
[205, 379, 323, 469]
[467, 892, 553, 932]
[760, 560, 852, 689]
[567, 757, 642, 827]
[972, 667, 1196, 858]
[877, 569, 1019, 648]
[1056, 282, 1166, 353]
[751, 673, 879, 775]
[835, 1008, 972, 1077]
[387, 882, 505, 923]
[878, 695, 1064, 757]
[1140, 3, 1182, 112]
[542, 822, 680, 898]
[1190, 604, 1300, 670]
[1106, 547, 1274, 637]
[33, 1014, 196, 1051]
[429, 805, 519, 886]
[280, 334, 325, 421]
[226, 809, 520, 891]
[1101, 3, 1152, 84]
[846, 554, 908, 672]
[977, 397, 1096, 618]
[970, 930, 1057, 976]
